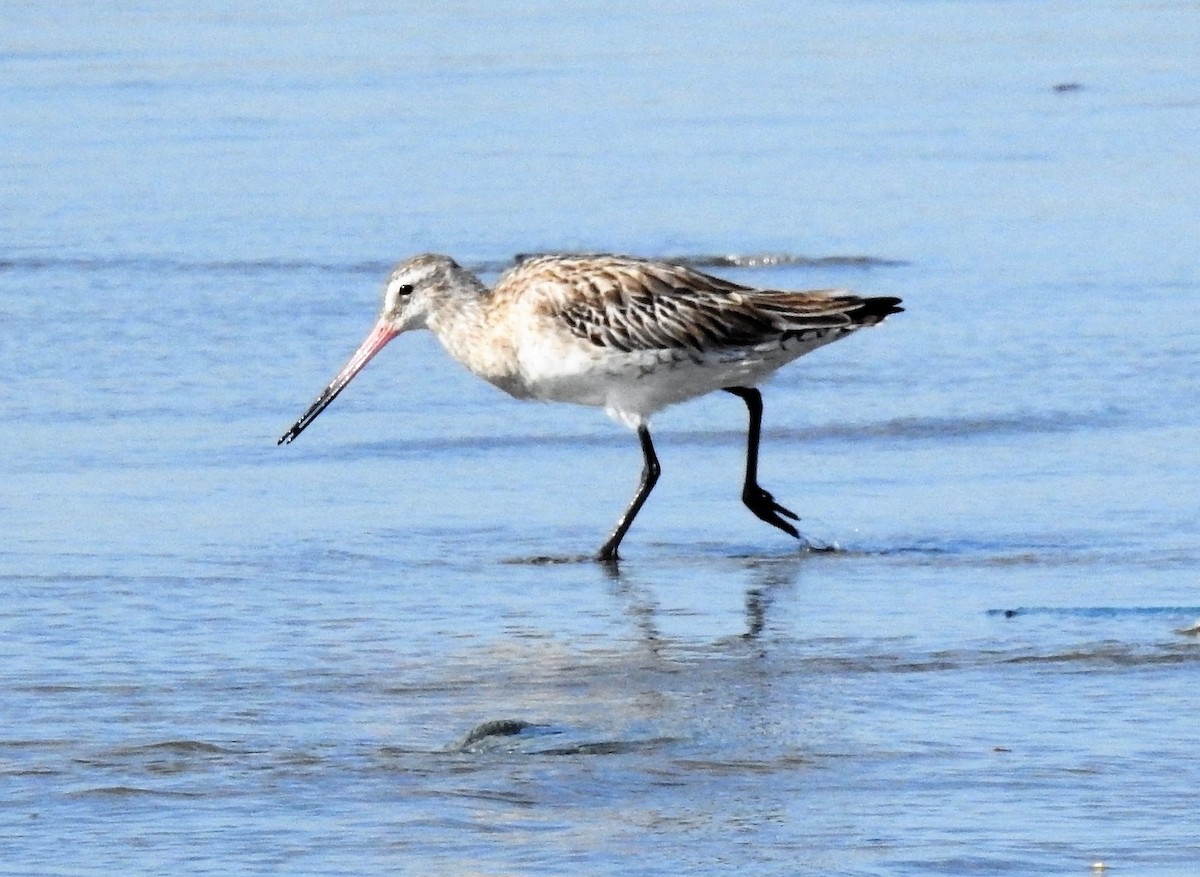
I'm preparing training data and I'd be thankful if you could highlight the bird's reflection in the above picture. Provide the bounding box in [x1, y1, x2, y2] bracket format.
[601, 550, 806, 652]
[600, 559, 665, 656]
[741, 554, 804, 640]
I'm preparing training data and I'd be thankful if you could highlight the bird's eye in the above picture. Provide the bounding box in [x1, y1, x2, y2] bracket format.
[397, 284, 414, 297]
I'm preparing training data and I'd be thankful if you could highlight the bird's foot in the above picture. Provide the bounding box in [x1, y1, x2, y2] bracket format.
[594, 542, 621, 565]
[743, 485, 800, 539]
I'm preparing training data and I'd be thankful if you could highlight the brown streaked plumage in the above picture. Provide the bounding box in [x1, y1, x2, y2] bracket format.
[278, 253, 903, 561]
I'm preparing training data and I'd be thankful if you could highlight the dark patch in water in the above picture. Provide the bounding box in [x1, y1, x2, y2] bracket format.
[454, 722, 673, 758]
[442, 788, 539, 807]
[455, 719, 544, 751]
[791, 643, 1200, 675]
[506, 543, 838, 566]
[532, 738, 673, 757]
[501, 553, 596, 566]
[671, 755, 814, 774]
[109, 740, 235, 756]
[69, 786, 203, 799]
[987, 606, 1200, 619]
[845, 537, 1177, 570]
[766, 410, 1121, 443]
[998, 645, 1200, 668]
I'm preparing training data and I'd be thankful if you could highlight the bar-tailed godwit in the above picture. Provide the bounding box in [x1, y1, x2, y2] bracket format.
[279, 254, 902, 561]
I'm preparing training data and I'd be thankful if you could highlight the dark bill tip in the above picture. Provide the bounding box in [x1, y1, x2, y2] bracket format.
[275, 319, 399, 448]
[277, 383, 339, 445]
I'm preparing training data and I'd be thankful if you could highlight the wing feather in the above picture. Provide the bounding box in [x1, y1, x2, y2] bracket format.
[496, 254, 900, 355]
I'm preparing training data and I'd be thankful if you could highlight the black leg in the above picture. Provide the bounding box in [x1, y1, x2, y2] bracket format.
[723, 387, 800, 539]
[596, 425, 660, 562]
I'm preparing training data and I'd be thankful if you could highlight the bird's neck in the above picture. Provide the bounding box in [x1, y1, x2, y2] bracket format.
[426, 280, 524, 395]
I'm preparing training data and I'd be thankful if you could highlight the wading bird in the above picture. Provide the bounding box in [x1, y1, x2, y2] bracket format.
[278, 253, 902, 561]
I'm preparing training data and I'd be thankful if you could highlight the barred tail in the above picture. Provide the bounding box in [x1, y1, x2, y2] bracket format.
[850, 296, 904, 327]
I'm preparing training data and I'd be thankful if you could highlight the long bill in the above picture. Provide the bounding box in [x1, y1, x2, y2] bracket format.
[277, 318, 398, 445]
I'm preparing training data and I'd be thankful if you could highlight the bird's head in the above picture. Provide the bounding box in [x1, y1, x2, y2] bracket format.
[377, 253, 467, 332]
[276, 253, 469, 445]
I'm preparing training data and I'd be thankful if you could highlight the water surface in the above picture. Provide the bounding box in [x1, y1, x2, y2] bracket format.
[3, 2, 1199, 875]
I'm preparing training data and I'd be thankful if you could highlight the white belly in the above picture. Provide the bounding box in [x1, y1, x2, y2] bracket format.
[514, 338, 829, 429]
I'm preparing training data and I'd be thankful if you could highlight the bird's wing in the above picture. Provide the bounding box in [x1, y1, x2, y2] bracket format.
[497, 255, 893, 354]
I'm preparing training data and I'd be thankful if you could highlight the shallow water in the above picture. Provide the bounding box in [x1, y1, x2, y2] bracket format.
[4, 2, 1200, 875]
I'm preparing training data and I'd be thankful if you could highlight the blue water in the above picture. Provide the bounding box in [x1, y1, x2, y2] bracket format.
[4, 2, 1200, 875]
